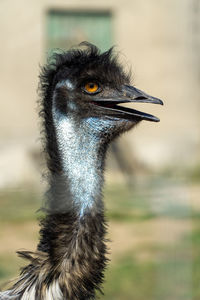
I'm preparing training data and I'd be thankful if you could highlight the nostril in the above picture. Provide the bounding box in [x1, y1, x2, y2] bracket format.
[135, 96, 147, 100]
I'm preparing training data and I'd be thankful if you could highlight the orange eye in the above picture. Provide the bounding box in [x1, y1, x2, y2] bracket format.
[84, 82, 99, 94]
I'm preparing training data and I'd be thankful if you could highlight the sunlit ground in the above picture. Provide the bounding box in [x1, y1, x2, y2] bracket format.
[0, 175, 200, 300]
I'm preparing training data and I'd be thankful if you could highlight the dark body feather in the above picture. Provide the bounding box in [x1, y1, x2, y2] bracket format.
[10, 211, 108, 300]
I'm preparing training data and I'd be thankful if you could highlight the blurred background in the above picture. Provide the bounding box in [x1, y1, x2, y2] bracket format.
[1, 0, 200, 299]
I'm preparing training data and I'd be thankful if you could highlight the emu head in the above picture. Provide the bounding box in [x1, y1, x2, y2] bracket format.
[41, 43, 163, 143]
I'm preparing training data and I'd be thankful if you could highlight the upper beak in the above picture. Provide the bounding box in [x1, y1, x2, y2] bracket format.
[121, 85, 163, 106]
[93, 85, 163, 122]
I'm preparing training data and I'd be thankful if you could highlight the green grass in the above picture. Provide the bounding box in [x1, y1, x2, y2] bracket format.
[101, 255, 156, 300]
[101, 230, 199, 300]
[0, 255, 22, 288]
[105, 184, 157, 222]
[0, 188, 42, 223]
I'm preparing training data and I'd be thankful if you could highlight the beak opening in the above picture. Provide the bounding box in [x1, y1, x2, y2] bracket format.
[92, 84, 163, 122]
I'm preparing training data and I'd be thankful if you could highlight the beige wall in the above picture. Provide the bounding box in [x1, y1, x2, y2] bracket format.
[0, 0, 200, 187]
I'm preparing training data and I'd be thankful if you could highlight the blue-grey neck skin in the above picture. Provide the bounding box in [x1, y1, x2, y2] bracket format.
[52, 103, 108, 217]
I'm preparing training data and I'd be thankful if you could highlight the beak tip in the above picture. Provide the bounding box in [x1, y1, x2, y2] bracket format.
[153, 98, 164, 106]
[152, 117, 160, 123]
[160, 99, 164, 106]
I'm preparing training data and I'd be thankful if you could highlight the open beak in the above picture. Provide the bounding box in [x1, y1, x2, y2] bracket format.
[93, 85, 163, 122]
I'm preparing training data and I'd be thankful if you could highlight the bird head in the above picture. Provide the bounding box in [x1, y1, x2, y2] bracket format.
[41, 43, 163, 140]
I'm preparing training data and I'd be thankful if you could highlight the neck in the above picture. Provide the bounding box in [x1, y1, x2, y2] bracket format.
[50, 108, 106, 216]
[9, 110, 109, 300]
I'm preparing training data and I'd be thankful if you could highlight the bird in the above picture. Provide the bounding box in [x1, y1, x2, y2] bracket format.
[0, 42, 163, 300]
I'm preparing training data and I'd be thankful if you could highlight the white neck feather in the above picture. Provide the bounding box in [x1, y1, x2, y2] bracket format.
[52, 108, 104, 216]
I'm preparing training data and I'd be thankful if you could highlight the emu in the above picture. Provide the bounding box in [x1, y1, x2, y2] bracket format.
[0, 43, 163, 300]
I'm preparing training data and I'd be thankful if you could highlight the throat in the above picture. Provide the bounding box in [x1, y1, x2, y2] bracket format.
[52, 110, 105, 216]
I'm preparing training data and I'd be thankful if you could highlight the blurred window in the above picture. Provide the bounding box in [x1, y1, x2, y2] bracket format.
[46, 10, 112, 52]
